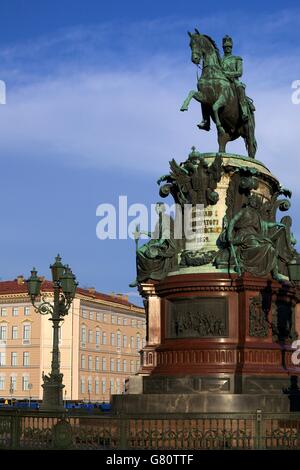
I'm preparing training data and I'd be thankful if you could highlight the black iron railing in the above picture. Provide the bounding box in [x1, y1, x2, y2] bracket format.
[0, 409, 300, 450]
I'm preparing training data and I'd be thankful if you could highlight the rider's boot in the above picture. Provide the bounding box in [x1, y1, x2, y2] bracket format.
[197, 120, 210, 131]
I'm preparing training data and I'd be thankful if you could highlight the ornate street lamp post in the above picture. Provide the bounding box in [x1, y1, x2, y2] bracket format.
[28, 383, 33, 409]
[9, 378, 14, 404]
[27, 255, 77, 411]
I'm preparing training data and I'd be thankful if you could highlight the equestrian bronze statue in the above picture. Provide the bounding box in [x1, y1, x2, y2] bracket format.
[181, 31, 257, 158]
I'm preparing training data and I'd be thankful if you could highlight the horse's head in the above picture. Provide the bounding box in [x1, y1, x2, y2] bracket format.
[188, 29, 203, 65]
[188, 30, 222, 68]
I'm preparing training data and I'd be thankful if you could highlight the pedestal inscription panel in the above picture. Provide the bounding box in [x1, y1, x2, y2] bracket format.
[166, 297, 228, 338]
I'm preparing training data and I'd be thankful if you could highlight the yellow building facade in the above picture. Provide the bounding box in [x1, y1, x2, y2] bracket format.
[0, 276, 145, 402]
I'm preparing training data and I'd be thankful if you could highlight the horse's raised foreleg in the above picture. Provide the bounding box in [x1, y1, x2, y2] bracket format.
[180, 90, 198, 111]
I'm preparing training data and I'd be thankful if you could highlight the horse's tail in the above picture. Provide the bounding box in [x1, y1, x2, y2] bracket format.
[245, 101, 257, 159]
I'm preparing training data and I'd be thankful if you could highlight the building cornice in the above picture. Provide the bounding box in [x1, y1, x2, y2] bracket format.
[76, 293, 144, 316]
[0, 291, 144, 315]
[0, 293, 31, 303]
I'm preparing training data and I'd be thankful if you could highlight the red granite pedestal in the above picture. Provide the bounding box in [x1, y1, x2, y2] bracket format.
[113, 273, 300, 413]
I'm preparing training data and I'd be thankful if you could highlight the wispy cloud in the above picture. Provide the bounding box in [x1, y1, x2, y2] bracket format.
[0, 9, 300, 295]
[0, 52, 299, 186]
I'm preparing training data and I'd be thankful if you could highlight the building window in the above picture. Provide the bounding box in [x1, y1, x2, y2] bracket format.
[87, 378, 92, 396]
[23, 324, 31, 343]
[96, 312, 102, 322]
[81, 355, 86, 369]
[110, 358, 114, 371]
[123, 335, 127, 348]
[123, 360, 127, 372]
[12, 326, 18, 339]
[80, 378, 85, 394]
[136, 360, 140, 372]
[96, 329, 100, 346]
[88, 330, 93, 344]
[131, 319, 136, 327]
[81, 325, 86, 345]
[110, 333, 115, 346]
[22, 376, 29, 391]
[102, 378, 106, 394]
[117, 359, 121, 372]
[116, 379, 120, 394]
[103, 314, 108, 323]
[123, 318, 127, 326]
[10, 376, 17, 392]
[117, 331, 121, 348]
[111, 315, 116, 324]
[82, 309, 87, 319]
[102, 332, 107, 345]
[23, 352, 29, 367]
[117, 317, 122, 325]
[88, 355, 93, 371]
[0, 376, 4, 390]
[102, 358, 107, 371]
[0, 352, 6, 366]
[11, 352, 17, 366]
[89, 311, 94, 320]
[130, 336, 134, 349]
[0, 325, 7, 341]
[95, 379, 99, 394]
[142, 337, 146, 348]
[12, 308, 19, 317]
[130, 360, 134, 373]
[95, 356, 99, 371]
[0, 308, 7, 317]
[24, 307, 30, 316]
[136, 334, 141, 351]
[110, 379, 114, 394]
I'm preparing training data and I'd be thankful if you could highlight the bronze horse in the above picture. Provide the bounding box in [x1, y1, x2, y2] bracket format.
[181, 31, 257, 159]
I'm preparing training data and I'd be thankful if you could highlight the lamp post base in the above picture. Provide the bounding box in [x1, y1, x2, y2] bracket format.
[40, 373, 65, 411]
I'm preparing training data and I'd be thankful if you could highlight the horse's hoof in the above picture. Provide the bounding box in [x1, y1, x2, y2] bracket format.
[180, 106, 188, 112]
[197, 121, 210, 131]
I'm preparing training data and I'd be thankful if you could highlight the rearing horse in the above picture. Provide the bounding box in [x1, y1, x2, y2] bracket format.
[181, 31, 257, 159]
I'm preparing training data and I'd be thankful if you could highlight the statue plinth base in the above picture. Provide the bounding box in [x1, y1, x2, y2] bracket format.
[114, 273, 300, 414]
[40, 376, 65, 412]
[112, 392, 290, 414]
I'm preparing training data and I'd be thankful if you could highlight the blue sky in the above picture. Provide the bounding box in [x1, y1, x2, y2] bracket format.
[1, 0, 300, 305]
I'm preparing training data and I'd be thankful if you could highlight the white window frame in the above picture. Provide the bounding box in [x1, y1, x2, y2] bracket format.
[22, 375, 29, 391]
[23, 352, 29, 367]
[12, 326, 18, 340]
[12, 307, 19, 317]
[24, 307, 30, 316]
[11, 352, 17, 367]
